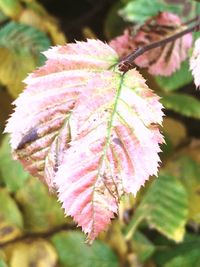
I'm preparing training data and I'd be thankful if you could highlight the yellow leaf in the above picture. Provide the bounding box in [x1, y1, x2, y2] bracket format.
[185, 139, 200, 164]
[19, 4, 66, 45]
[7, 240, 57, 267]
[0, 222, 21, 245]
[0, 48, 35, 98]
[0, 0, 23, 19]
[44, 20, 66, 45]
[0, 189, 23, 244]
[173, 227, 186, 242]
[82, 27, 97, 39]
[163, 117, 187, 147]
[19, 9, 45, 31]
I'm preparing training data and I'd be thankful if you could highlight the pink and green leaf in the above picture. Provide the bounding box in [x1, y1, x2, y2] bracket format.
[5, 40, 164, 242]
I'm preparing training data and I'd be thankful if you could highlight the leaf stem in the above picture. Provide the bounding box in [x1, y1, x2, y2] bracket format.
[118, 17, 200, 73]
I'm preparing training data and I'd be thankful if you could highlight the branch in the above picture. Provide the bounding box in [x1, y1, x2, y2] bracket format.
[118, 18, 200, 73]
[184, 15, 199, 26]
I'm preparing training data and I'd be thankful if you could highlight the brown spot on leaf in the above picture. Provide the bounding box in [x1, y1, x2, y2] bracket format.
[17, 128, 39, 150]
[0, 226, 13, 237]
[54, 163, 58, 173]
[113, 138, 123, 147]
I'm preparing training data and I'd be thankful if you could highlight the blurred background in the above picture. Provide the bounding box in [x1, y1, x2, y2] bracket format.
[0, 0, 200, 267]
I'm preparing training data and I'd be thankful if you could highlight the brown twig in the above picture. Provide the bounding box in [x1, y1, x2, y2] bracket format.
[184, 15, 199, 26]
[118, 17, 200, 73]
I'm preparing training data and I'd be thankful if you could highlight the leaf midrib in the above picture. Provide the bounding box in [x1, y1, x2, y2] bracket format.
[90, 72, 125, 236]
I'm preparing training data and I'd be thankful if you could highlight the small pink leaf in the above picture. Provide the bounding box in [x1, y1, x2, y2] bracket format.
[110, 12, 192, 76]
[190, 38, 200, 88]
[5, 40, 164, 242]
[109, 29, 136, 58]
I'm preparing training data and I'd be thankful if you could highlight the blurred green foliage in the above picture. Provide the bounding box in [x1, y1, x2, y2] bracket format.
[155, 61, 193, 92]
[119, 0, 199, 23]
[51, 231, 119, 267]
[0, 0, 200, 266]
[0, 0, 66, 98]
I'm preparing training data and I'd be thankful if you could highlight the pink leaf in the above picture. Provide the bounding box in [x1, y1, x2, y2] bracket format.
[110, 12, 192, 76]
[5, 40, 164, 242]
[5, 40, 118, 188]
[109, 29, 136, 58]
[190, 38, 200, 88]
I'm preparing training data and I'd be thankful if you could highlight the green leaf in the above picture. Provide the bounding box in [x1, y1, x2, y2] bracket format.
[155, 61, 193, 92]
[0, 135, 29, 192]
[0, 21, 50, 65]
[119, 0, 164, 23]
[161, 93, 200, 119]
[0, 11, 8, 23]
[0, 0, 22, 18]
[15, 177, 67, 232]
[119, 0, 189, 23]
[0, 189, 23, 228]
[104, 1, 127, 39]
[131, 231, 155, 262]
[0, 259, 8, 267]
[165, 155, 200, 223]
[0, 251, 7, 267]
[51, 231, 119, 267]
[154, 234, 200, 267]
[164, 251, 200, 267]
[125, 174, 188, 242]
[0, 189, 23, 244]
[0, 21, 50, 98]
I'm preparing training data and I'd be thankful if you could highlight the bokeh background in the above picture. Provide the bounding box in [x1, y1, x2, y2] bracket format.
[0, 1, 200, 267]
